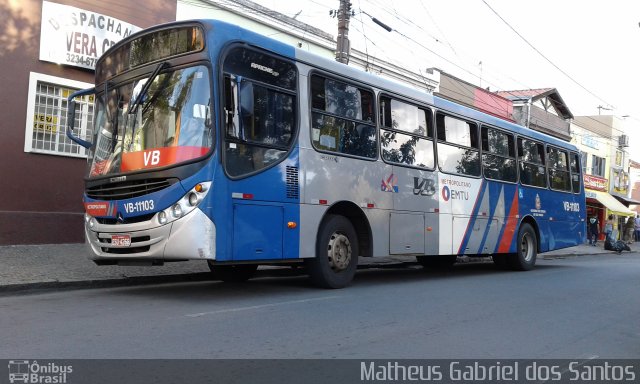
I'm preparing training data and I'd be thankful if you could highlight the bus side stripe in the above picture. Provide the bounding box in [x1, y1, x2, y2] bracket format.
[479, 185, 505, 254]
[456, 180, 486, 254]
[497, 188, 519, 253]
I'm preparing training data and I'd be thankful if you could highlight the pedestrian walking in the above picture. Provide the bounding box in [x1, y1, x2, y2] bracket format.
[604, 214, 614, 243]
[624, 216, 635, 244]
[634, 214, 640, 242]
[588, 215, 599, 246]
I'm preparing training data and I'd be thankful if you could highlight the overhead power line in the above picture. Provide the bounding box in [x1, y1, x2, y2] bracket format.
[481, 0, 615, 110]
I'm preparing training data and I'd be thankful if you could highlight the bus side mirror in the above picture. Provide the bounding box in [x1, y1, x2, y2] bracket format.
[66, 87, 95, 149]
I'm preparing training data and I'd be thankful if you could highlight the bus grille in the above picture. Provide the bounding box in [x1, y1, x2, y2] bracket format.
[96, 213, 156, 225]
[286, 166, 299, 199]
[87, 178, 179, 200]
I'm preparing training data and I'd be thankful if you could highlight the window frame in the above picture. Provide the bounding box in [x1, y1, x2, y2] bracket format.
[220, 45, 299, 179]
[480, 124, 517, 184]
[435, 111, 481, 177]
[546, 145, 572, 192]
[517, 136, 548, 189]
[569, 151, 583, 194]
[379, 93, 435, 170]
[591, 154, 606, 177]
[308, 71, 377, 161]
[24, 72, 94, 158]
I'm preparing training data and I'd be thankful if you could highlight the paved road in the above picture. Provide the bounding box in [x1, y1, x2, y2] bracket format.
[0, 254, 639, 359]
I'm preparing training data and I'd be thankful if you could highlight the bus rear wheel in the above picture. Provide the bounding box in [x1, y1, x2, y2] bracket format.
[306, 214, 359, 289]
[207, 262, 258, 282]
[508, 223, 537, 271]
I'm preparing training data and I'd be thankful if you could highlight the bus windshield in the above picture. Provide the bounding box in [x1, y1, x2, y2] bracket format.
[88, 65, 212, 178]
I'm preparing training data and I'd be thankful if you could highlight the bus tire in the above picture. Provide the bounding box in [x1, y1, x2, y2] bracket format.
[508, 223, 537, 271]
[306, 214, 359, 289]
[417, 255, 457, 268]
[208, 262, 258, 282]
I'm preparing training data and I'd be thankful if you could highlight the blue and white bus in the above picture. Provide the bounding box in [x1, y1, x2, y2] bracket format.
[67, 19, 586, 288]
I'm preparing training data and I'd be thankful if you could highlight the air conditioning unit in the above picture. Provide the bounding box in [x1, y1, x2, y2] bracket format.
[619, 134, 629, 147]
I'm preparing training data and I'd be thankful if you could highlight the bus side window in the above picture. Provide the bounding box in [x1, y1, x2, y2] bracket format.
[310, 74, 376, 159]
[481, 126, 516, 182]
[548, 146, 571, 192]
[570, 152, 582, 193]
[379, 95, 434, 169]
[222, 46, 298, 177]
[518, 137, 547, 188]
[435, 112, 480, 176]
[224, 75, 239, 139]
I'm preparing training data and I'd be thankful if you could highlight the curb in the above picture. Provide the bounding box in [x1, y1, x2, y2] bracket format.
[0, 272, 214, 295]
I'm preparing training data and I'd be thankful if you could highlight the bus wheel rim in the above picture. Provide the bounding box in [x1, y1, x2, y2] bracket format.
[521, 232, 533, 262]
[327, 232, 351, 272]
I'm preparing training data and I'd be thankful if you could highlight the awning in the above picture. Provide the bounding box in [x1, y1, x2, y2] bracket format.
[587, 191, 635, 216]
[613, 194, 640, 206]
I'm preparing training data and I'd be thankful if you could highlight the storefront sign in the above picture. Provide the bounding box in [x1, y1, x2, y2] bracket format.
[583, 174, 607, 191]
[39, 1, 141, 70]
[581, 135, 599, 149]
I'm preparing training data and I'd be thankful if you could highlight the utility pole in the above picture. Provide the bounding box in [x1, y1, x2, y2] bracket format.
[334, 0, 351, 64]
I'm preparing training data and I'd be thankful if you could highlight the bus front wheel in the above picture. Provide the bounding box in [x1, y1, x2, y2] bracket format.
[208, 262, 258, 282]
[306, 215, 359, 289]
[508, 223, 537, 271]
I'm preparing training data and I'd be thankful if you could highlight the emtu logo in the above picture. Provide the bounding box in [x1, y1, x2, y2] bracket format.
[441, 186, 451, 201]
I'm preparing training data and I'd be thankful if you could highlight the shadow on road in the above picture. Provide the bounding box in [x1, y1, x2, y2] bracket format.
[102, 259, 573, 302]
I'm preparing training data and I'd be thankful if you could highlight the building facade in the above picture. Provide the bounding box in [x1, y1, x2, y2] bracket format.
[0, 0, 176, 245]
[428, 68, 515, 123]
[495, 88, 573, 142]
[571, 115, 635, 239]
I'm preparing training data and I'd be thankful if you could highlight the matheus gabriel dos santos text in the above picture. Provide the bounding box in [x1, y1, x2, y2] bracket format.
[360, 361, 637, 382]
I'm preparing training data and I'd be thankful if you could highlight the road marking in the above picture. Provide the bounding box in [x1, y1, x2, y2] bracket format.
[185, 296, 342, 318]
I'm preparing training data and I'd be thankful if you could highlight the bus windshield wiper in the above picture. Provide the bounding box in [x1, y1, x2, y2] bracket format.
[127, 61, 168, 115]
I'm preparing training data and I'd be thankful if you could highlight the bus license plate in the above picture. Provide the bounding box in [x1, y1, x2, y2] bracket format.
[111, 234, 131, 247]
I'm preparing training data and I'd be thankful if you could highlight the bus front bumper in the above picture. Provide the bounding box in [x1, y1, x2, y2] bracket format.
[85, 208, 216, 264]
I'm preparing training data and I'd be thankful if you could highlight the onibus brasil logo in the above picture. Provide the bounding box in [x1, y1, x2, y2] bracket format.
[8, 360, 72, 383]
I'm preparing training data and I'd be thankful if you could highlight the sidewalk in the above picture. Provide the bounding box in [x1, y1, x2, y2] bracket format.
[0, 241, 625, 293]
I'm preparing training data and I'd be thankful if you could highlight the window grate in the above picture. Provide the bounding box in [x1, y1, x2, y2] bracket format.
[286, 166, 299, 199]
[31, 80, 94, 157]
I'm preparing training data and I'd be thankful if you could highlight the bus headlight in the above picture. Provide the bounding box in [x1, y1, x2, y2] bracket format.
[156, 182, 211, 225]
[188, 192, 198, 207]
[172, 204, 183, 218]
